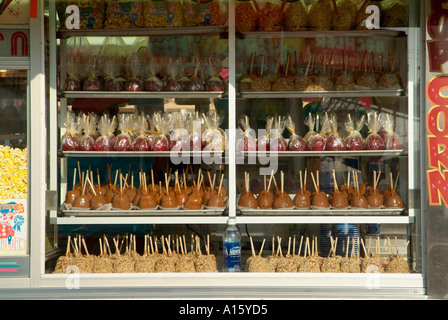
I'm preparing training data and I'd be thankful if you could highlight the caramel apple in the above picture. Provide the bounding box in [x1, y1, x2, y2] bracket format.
[293, 170, 310, 209]
[257, 175, 274, 209]
[385, 172, 404, 209]
[238, 172, 258, 209]
[112, 174, 131, 210]
[184, 192, 203, 210]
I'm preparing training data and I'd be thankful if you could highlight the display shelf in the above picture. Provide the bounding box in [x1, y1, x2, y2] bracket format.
[59, 150, 227, 158]
[235, 215, 414, 224]
[238, 28, 407, 39]
[56, 26, 228, 39]
[238, 150, 406, 158]
[238, 207, 406, 216]
[238, 89, 406, 99]
[60, 91, 226, 99]
[52, 215, 229, 225]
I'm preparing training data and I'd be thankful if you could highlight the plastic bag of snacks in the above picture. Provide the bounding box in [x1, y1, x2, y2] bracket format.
[61, 111, 81, 151]
[165, 57, 183, 91]
[183, 0, 225, 27]
[236, 0, 258, 31]
[307, 113, 331, 151]
[308, 0, 334, 30]
[332, 0, 357, 30]
[126, 54, 144, 91]
[379, 113, 403, 150]
[270, 115, 288, 151]
[284, 0, 308, 31]
[169, 113, 190, 151]
[256, 0, 286, 31]
[95, 114, 117, 151]
[79, 114, 97, 151]
[285, 114, 306, 151]
[325, 113, 345, 151]
[303, 112, 317, 146]
[205, 57, 225, 91]
[143, 0, 184, 28]
[364, 112, 384, 150]
[114, 114, 135, 151]
[202, 110, 226, 151]
[257, 116, 273, 151]
[0, 145, 28, 200]
[151, 112, 170, 151]
[132, 114, 151, 151]
[187, 112, 203, 151]
[344, 113, 364, 151]
[104, 0, 144, 29]
[57, 0, 106, 29]
[64, 56, 82, 91]
[145, 56, 165, 91]
[83, 56, 103, 91]
[237, 115, 257, 151]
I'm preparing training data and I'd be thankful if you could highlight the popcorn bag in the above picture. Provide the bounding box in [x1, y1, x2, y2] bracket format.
[257, 116, 273, 151]
[380, 113, 403, 150]
[132, 114, 152, 151]
[143, 0, 184, 28]
[104, 0, 144, 29]
[364, 112, 384, 150]
[58, 0, 106, 29]
[61, 111, 81, 151]
[114, 114, 135, 151]
[270, 115, 287, 151]
[237, 115, 257, 151]
[202, 110, 226, 151]
[95, 114, 117, 151]
[285, 114, 306, 151]
[325, 113, 345, 151]
[344, 113, 365, 151]
[183, 0, 225, 27]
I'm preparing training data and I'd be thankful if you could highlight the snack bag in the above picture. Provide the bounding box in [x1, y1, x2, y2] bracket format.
[183, 0, 224, 27]
[145, 56, 165, 91]
[131, 114, 151, 151]
[285, 114, 306, 151]
[205, 57, 225, 91]
[95, 114, 117, 151]
[79, 114, 97, 151]
[104, 0, 144, 29]
[303, 112, 317, 145]
[151, 112, 170, 151]
[186, 58, 205, 91]
[325, 113, 345, 151]
[257, 116, 273, 151]
[165, 57, 183, 91]
[237, 115, 257, 151]
[202, 110, 226, 151]
[307, 113, 331, 151]
[64, 56, 82, 91]
[58, 0, 106, 29]
[114, 114, 135, 151]
[379, 113, 403, 150]
[364, 112, 384, 150]
[83, 56, 103, 91]
[270, 115, 288, 151]
[344, 113, 364, 151]
[61, 111, 81, 151]
[169, 113, 190, 151]
[126, 54, 144, 91]
[143, 0, 184, 28]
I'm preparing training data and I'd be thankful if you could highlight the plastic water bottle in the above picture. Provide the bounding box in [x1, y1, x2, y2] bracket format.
[223, 217, 241, 272]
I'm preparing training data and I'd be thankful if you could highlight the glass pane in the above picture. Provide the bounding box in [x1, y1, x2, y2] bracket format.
[0, 69, 28, 257]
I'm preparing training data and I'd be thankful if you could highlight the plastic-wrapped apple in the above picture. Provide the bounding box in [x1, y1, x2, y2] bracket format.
[345, 134, 363, 150]
[114, 134, 132, 151]
[364, 112, 384, 150]
[83, 77, 102, 91]
[326, 135, 345, 151]
[238, 115, 257, 151]
[62, 133, 80, 151]
[270, 116, 287, 151]
[379, 113, 403, 150]
[126, 78, 143, 91]
[344, 114, 365, 150]
[151, 134, 169, 151]
[285, 115, 306, 151]
[307, 134, 326, 151]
